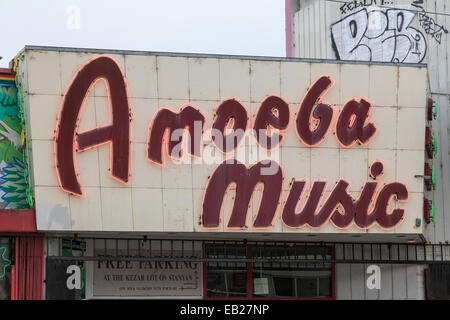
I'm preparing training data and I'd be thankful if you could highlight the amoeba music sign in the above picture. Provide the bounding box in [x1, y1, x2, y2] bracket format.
[18, 48, 428, 239]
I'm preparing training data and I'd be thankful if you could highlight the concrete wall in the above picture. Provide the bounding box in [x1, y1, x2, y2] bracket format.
[289, 0, 449, 64]
[336, 263, 426, 300]
[333, 243, 434, 299]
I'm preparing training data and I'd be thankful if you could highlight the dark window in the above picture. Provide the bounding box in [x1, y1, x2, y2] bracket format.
[425, 265, 450, 300]
[273, 277, 294, 296]
[319, 276, 331, 297]
[205, 244, 333, 299]
[252, 246, 332, 298]
[205, 246, 247, 298]
[297, 277, 317, 297]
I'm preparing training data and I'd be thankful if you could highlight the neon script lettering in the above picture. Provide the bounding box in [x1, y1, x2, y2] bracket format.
[55, 55, 407, 229]
[202, 160, 408, 230]
[55, 56, 131, 196]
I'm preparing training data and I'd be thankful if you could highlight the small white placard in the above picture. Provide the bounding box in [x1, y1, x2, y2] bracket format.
[253, 278, 269, 295]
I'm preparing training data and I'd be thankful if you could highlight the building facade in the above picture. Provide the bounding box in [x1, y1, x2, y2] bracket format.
[2, 44, 445, 300]
[286, 0, 450, 299]
[0, 1, 445, 299]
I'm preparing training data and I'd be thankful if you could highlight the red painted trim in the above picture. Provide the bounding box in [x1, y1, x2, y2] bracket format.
[26, 238, 31, 299]
[0, 232, 41, 237]
[0, 68, 14, 75]
[8, 235, 45, 300]
[40, 236, 45, 299]
[11, 265, 15, 300]
[285, 0, 293, 58]
[14, 236, 20, 300]
[0, 210, 37, 232]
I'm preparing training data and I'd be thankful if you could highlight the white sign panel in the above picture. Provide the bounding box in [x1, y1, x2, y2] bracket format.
[93, 250, 202, 297]
[18, 48, 428, 237]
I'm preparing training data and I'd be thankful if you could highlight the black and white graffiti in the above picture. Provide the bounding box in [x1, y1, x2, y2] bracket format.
[331, 7, 427, 63]
[419, 12, 448, 44]
[413, 0, 449, 45]
[340, 0, 394, 15]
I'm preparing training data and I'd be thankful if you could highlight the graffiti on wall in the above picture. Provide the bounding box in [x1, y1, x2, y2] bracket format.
[0, 81, 28, 209]
[413, 1, 449, 44]
[339, 0, 394, 15]
[331, 1, 448, 63]
[418, 12, 448, 44]
[331, 7, 427, 63]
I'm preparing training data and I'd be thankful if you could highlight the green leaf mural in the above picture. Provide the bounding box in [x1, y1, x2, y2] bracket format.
[0, 246, 11, 279]
[0, 83, 28, 209]
[0, 86, 19, 120]
[0, 157, 28, 208]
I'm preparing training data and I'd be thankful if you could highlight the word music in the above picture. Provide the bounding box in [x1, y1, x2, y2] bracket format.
[55, 55, 409, 230]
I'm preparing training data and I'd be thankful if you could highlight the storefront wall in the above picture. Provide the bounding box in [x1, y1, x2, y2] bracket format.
[45, 236, 339, 300]
[15, 47, 429, 299]
[44, 236, 435, 300]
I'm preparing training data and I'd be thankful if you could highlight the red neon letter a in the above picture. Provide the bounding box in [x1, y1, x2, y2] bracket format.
[55, 56, 131, 196]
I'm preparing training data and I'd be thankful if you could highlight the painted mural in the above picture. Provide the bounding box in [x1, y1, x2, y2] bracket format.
[0, 75, 28, 209]
[331, 0, 447, 63]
